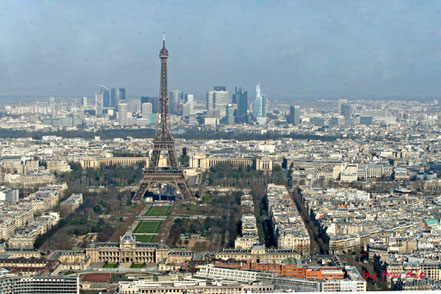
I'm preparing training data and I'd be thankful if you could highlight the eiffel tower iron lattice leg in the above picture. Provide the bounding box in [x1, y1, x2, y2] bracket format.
[132, 33, 193, 202]
[132, 172, 192, 201]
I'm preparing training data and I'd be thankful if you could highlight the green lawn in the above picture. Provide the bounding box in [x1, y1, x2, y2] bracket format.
[135, 234, 156, 243]
[144, 206, 170, 217]
[133, 221, 162, 234]
[103, 263, 119, 268]
[130, 263, 146, 268]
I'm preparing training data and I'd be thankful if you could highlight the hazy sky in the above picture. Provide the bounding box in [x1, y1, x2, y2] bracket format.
[1, 0, 441, 101]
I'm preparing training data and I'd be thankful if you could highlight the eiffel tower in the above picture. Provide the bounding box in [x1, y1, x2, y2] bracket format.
[132, 34, 193, 202]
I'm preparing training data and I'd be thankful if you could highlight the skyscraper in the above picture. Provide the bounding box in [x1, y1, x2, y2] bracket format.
[338, 99, 348, 115]
[142, 102, 153, 119]
[235, 87, 248, 117]
[48, 96, 55, 108]
[111, 88, 126, 109]
[95, 92, 103, 116]
[182, 103, 192, 117]
[262, 93, 267, 118]
[111, 88, 118, 108]
[185, 94, 194, 115]
[226, 104, 234, 125]
[141, 96, 159, 114]
[206, 87, 229, 118]
[253, 83, 264, 119]
[214, 89, 229, 117]
[206, 91, 215, 113]
[101, 86, 111, 108]
[287, 106, 294, 123]
[82, 97, 87, 108]
[232, 87, 238, 104]
[119, 88, 126, 101]
[127, 99, 140, 113]
[170, 90, 183, 115]
[118, 102, 128, 126]
[341, 103, 352, 119]
[288, 105, 301, 125]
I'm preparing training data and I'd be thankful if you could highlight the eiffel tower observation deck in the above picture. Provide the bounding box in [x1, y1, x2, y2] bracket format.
[132, 34, 193, 202]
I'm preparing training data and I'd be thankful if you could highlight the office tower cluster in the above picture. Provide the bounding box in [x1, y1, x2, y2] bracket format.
[337, 98, 347, 115]
[93, 82, 271, 128]
[169, 90, 194, 117]
[92, 85, 142, 127]
[95, 86, 126, 117]
[206, 86, 229, 118]
[203, 83, 267, 125]
[91, 82, 272, 128]
[337, 99, 354, 125]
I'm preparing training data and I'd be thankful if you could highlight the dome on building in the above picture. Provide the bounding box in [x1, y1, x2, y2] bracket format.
[120, 233, 136, 245]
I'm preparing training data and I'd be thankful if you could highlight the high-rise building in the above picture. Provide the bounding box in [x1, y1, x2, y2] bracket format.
[111, 88, 126, 109]
[206, 87, 229, 118]
[206, 91, 215, 112]
[141, 96, 159, 114]
[185, 94, 194, 115]
[142, 102, 153, 119]
[127, 99, 140, 113]
[287, 106, 294, 123]
[101, 86, 111, 107]
[118, 103, 128, 126]
[234, 87, 248, 117]
[293, 106, 299, 124]
[182, 103, 192, 117]
[341, 103, 352, 119]
[111, 88, 118, 108]
[82, 97, 87, 107]
[288, 105, 301, 125]
[95, 92, 103, 116]
[48, 96, 55, 108]
[232, 87, 238, 104]
[170, 90, 183, 115]
[119, 88, 126, 100]
[262, 93, 267, 118]
[226, 104, 234, 125]
[253, 83, 267, 119]
[338, 99, 348, 115]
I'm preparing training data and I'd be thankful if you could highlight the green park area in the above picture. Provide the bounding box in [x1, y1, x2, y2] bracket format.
[135, 234, 156, 243]
[144, 205, 170, 217]
[103, 263, 119, 268]
[130, 263, 146, 268]
[133, 221, 162, 234]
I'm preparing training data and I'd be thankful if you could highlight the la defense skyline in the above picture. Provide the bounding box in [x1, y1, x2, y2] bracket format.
[2, 53, 437, 101]
[2, 47, 438, 101]
[2, 0, 440, 100]
[2, 32, 437, 101]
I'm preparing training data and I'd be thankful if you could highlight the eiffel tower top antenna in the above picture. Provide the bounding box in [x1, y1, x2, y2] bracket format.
[163, 32, 165, 48]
